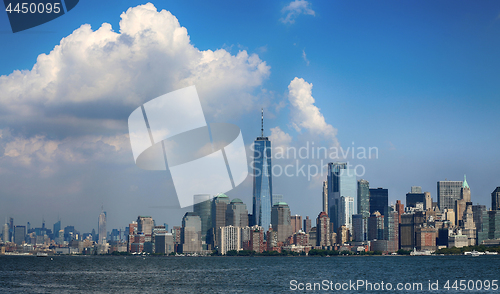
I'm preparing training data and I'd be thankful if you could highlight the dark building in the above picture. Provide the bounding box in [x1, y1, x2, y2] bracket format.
[369, 188, 388, 217]
[478, 210, 500, 244]
[368, 211, 384, 241]
[357, 179, 370, 219]
[492, 187, 500, 211]
[303, 216, 311, 234]
[406, 193, 425, 208]
[14, 225, 26, 245]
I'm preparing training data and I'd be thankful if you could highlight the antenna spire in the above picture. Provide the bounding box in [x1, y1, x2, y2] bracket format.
[261, 108, 264, 137]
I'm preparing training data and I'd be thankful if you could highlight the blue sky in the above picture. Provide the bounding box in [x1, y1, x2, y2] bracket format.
[0, 1, 499, 233]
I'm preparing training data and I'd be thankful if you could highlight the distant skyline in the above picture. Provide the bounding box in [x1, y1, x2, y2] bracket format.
[1, 1, 500, 233]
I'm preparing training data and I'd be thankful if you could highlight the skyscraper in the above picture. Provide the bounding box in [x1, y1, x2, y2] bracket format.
[340, 196, 354, 231]
[271, 202, 292, 243]
[53, 220, 61, 241]
[98, 210, 106, 245]
[406, 189, 425, 208]
[322, 181, 328, 213]
[291, 215, 302, 234]
[137, 216, 154, 242]
[181, 212, 202, 253]
[492, 187, 500, 211]
[14, 226, 25, 245]
[369, 188, 388, 217]
[303, 216, 311, 234]
[2, 222, 9, 243]
[226, 198, 249, 228]
[316, 211, 331, 247]
[327, 162, 357, 232]
[218, 225, 241, 255]
[193, 194, 212, 249]
[437, 180, 462, 211]
[357, 179, 370, 219]
[211, 193, 231, 248]
[253, 109, 273, 232]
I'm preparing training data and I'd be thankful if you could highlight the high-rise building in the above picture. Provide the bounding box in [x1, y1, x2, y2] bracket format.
[14, 225, 25, 245]
[406, 191, 425, 208]
[437, 180, 462, 211]
[478, 210, 500, 244]
[9, 217, 13, 243]
[291, 215, 302, 234]
[424, 192, 432, 211]
[357, 179, 370, 219]
[271, 202, 292, 243]
[155, 232, 174, 254]
[472, 205, 487, 239]
[218, 225, 241, 255]
[462, 205, 476, 246]
[303, 216, 311, 234]
[385, 211, 399, 253]
[492, 187, 500, 211]
[400, 213, 414, 250]
[211, 193, 231, 248]
[340, 196, 354, 231]
[2, 222, 9, 243]
[98, 210, 107, 245]
[415, 226, 436, 251]
[137, 216, 154, 242]
[253, 110, 273, 232]
[395, 200, 404, 223]
[369, 188, 388, 217]
[272, 194, 283, 206]
[327, 162, 357, 232]
[226, 198, 249, 228]
[316, 212, 330, 247]
[322, 181, 328, 213]
[181, 212, 202, 253]
[352, 214, 365, 242]
[368, 211, 384, 241]
[193, 194, 212, 249]
[53, 220, 61, 241]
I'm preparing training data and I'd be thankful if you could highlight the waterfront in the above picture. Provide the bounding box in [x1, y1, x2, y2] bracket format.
[1, 255, 499, 293]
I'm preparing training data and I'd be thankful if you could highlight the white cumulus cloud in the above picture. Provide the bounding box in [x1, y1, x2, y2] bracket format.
[287, 77, 339, 148]
[0, 3, 270, 134]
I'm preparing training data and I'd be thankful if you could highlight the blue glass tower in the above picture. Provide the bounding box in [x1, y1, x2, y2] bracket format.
[253, 109, 273, 232]
[327, 162, 357, 232]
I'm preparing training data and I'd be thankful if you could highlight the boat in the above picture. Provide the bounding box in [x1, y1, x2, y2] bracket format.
[36, 252, 48, 257]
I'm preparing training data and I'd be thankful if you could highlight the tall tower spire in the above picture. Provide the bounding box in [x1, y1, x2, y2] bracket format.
[261, 108, 264, 137]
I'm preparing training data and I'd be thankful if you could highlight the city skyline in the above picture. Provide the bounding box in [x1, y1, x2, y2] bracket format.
[0, 1, 500, 233]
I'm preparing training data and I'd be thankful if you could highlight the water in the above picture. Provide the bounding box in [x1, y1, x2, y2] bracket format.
[0, 255, 499, 293]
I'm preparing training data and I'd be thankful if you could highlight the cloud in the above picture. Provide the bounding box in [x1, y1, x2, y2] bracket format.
[302, 49, 310, 66]
[0, 128, 131, 176]
[287, 77, 339, 148]
[0, 3, 270, 137]
[269, 126, 293, 149]
[280, 0, 315, 24]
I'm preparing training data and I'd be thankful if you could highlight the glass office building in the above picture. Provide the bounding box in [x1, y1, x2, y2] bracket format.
[252, 136, 273, 232]
[437, 181, 462, 210]
[327, 162, 357, 232]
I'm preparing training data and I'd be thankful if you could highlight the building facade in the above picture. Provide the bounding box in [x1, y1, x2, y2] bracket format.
[327, 162, 357, 232]
[252, 111, 273, 232]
